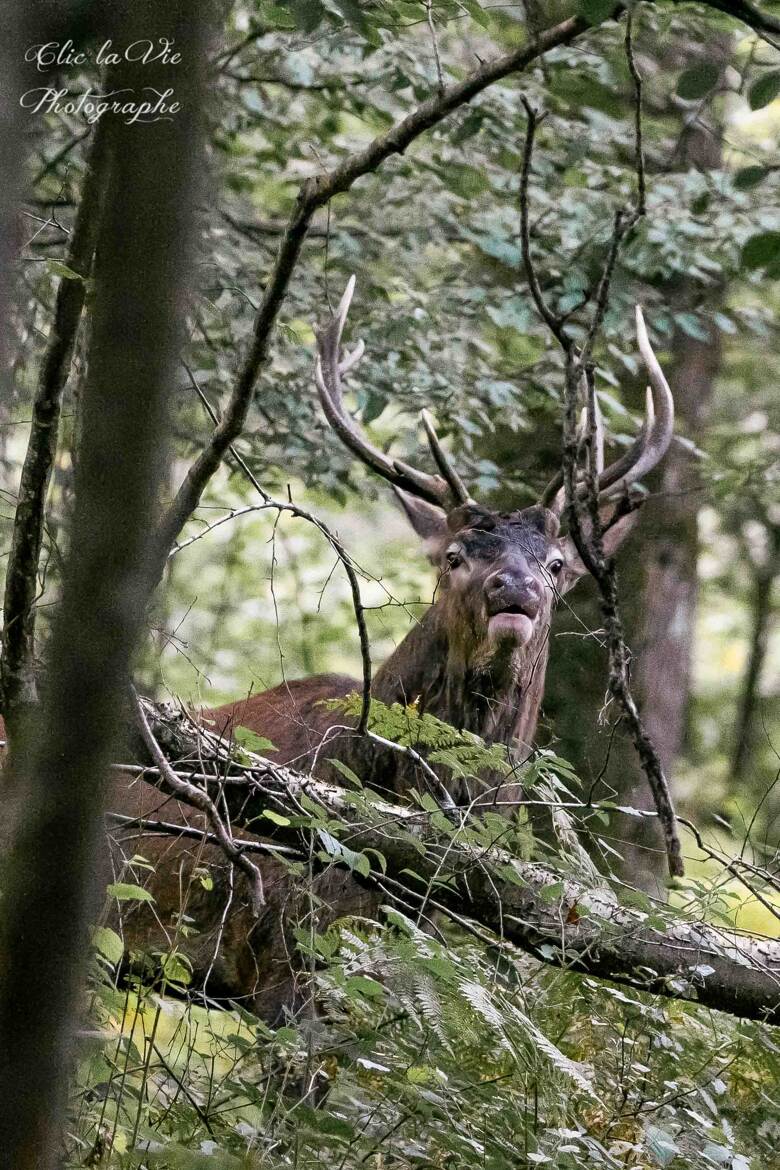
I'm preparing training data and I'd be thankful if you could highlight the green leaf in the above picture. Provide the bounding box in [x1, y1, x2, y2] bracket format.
[460, 0, 489, 28]
[645, 1124, 681, 1167]
[676, 63, 720, 101]
[734, 165, 769, 190]
[281, 0, 324, 31]
[345, 974, 384, 998]
[106, 882, 154, 903]
[353, 851, 371, 878]
[46, 260, 84, 281]
[331, 0, 369, 34]
[318, 828, 371, 876]
[577, 0, 617, 24]
[363, 847, 387, 873]
[262, 809, 291, 826]
[161, 951, 192, 986]
[328, 757, 364, 788]
[92, 926, 124, 966]
[539, 881, 565, 904]
[232, 726, 276, 753]
[749, 70, 780, 110]
[742, 230, 780, 270]
[674, 311, 710, 342]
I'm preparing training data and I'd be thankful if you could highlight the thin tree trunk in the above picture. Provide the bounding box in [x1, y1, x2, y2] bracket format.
[731, 529, 779, 782]
[0, 6, 208, 1166]
[633, 321, 721, 771]
[0, 116, 110, 729]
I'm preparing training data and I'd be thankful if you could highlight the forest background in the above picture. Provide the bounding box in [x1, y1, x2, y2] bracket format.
[1, 0, 779, 1166]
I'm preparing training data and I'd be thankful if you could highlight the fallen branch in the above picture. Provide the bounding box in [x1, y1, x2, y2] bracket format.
[134, 692, 266, 913]
[132, 700, 780, 1025]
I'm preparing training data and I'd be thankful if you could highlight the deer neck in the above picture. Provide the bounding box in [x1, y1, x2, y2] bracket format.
[371, 603, 549, 755]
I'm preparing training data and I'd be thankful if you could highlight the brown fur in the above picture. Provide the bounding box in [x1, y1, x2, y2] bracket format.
[12, 501, 637, 1022]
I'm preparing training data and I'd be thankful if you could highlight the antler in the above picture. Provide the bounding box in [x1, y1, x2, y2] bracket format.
[540, 306, 674, 517]
[314, 276, 473, 510]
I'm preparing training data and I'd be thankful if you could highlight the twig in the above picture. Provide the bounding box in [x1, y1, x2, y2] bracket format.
[519, 99, 568, 351]
[518, 62, 682, 878]
[134, 691, 267, 913]
[183, 364, 373, 732]
[424, 0, 445, 96]
[106, 810, 301, 858]
[625, 9, 646, 217]
[677, 816, 780, 925]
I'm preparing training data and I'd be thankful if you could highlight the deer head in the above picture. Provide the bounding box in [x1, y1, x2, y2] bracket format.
[315, 278, 674, 691]
[102, 283, 675, 1019]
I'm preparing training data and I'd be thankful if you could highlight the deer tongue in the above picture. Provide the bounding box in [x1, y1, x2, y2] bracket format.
[488, 611, 534, 645]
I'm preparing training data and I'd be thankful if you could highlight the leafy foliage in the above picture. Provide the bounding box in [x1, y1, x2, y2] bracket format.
[5, 0, 780, 1165]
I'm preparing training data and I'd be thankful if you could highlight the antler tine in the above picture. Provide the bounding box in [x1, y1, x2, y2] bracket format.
[338, 338, 365, 376]
[600, 307, 674, 499]
[421, 409, 474, 506]
[595, 387, 652, 494]
[592, 393, 605, 475]
[313, 277, 456, 510]
[540, 310, 673, 516]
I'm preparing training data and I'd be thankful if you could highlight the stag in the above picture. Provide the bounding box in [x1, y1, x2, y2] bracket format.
[109, 279, 674, 1020]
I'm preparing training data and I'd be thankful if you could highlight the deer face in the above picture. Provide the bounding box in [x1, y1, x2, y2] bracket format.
[394, 495, 638, 664]
[439, 504, 562, 649]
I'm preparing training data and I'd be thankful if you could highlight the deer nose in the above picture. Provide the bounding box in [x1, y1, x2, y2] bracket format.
[484, 570, 542, 620]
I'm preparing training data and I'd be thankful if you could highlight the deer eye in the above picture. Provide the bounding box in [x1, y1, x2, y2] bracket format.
[445, 548, 464, 569]
[547, 558, 564, 577]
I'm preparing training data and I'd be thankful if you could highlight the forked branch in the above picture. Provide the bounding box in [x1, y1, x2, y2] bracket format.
[518, 75, 683, 877]
[135, 693, 266, 913]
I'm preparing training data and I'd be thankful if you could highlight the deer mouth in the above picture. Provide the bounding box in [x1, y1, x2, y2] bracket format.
[487, 605, 535, 645]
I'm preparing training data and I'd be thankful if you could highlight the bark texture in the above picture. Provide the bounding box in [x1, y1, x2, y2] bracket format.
[0, 7, 208, 1166]
[109, 699, 780, 1027]
[0, 117, 110, 727]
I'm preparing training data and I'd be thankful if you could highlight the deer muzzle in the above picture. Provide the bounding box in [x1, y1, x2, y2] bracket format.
[485, 568, 543, 645]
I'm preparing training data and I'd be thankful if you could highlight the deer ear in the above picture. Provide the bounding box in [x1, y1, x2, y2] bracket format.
[393, 488, 449, 557]
[559, 508, 641, 592]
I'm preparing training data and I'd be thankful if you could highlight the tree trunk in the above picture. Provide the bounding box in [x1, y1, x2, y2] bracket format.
[0, 7, 208, 1166]
[731, 528, 779, 783]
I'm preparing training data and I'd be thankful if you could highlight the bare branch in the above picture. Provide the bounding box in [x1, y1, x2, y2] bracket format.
[106, 809, 302, 859]
[625, 8, 647, 216]
[517, 41, 682, 877]
[134, 692, 266, 912]
[182, 363, 373, 732]
[424, 0, 445, 96]
[519, 98, 569, 351]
